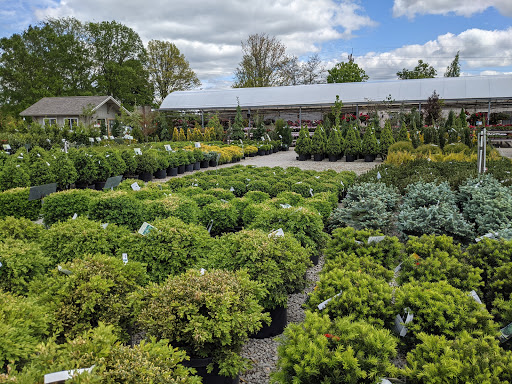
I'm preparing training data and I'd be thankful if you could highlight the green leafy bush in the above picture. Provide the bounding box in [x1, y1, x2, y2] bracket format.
[388, 140, 415, 153]
[415, 143, 442, 155]
[121, 216, 213, 283]
[135, 269, 269, 378]
[361, 126, 379, 156]
[199, 201, 238, 236]
[0, 290, 49, 374]
[310, 125, 326, 155]
[394, 281, 496, 349]
[443, 142, 469, 154]
[68, 148, 98, 185]
[398, 234, 483, 291]
[0, 156, 30, 191]
[246, 179, 271, 194]
[30, 253, 148, 340]
[274, 191, 304, 206]
[271, 312, 398, 384]
[0, 216, 43, 241]
[401, 332, 512, 383]
[143, 195, 200, 224]
[88, 191, 144, 230]
[380, 120, 395, 156]
[40, 217, 131, 265]
[206, 229, 311, 309]
[343, 126, 361, 156]
[294, 126, 311, 155]
[41, 189, 100, 226]
[327, 182, 400, 233]
[306, 269, 394, 327]
[48, 149, 77, 189]
[0, 187, 41, 220]
[322, 252, 394, 282]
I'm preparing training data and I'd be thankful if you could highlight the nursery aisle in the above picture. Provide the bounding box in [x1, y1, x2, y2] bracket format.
[239, 255, 324, 384]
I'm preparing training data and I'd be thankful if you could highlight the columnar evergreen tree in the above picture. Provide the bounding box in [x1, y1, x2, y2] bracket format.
[230, 101, 245, 141]
[310, 125, 326, 155]
[295, 126, 311, 156]
[326, 128, 341, 157]
[380, 120, 395, 156]
[361, 125, 379, 156]
[397, 122, 410, 142]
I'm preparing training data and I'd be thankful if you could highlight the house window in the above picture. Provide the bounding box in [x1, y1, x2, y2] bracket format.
[65, 118, 78, 129]
[43, 118, 57, 126]
[96, 119, 106, 128]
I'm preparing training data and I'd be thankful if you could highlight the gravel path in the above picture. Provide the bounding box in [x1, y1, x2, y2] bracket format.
[240, 256, 324, 384]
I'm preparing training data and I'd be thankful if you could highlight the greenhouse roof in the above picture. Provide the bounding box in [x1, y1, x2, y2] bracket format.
[159, 75, 512, 111]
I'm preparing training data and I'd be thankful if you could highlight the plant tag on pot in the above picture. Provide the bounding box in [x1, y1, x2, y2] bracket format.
[309, 188, 314, 197]
[109, 135, 114, 139]
[122, 253, 128, 265]
[469, 290, 483, 304]
[368, 236, 386, 244]
[194, 142, 201, 148]
[377, 171, 382, 180]
[134, 148, 142, 155]
[200, 268, 206, 275]
[318, 291, 343, 310]
[2, 144, 10, 150]
[230, 186, 235, 192]
[164, 144, 172, 151]
[499, 322, 512, 343]
[101, 223, 108, 229]
[96, 137, 101, 142]
[394, 314, 407, 336]
[58, 265, 73, 275]
[138, 222, 156, 236]
[207, 219, 214, 234]
[269, 228, 284, 238]
[89, 137, 95, 143]
[394, 263, 402, 273]
[280, 204, 292, 209]
[72, 213, 77, 220]
[131, 182, 141, 191]
[103, 135, 108, 140]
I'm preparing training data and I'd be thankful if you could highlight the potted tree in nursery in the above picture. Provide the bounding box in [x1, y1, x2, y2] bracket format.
[135, 269, 269, 384]
[176, 150, 188, 174]
[310, 125, 326, 161]
[68, 148, 98, 189]
[152, 150, 170, 179]
[185, 151, 195, 172]
[294, 126, 312, 161]
[343, 126, 361, 162]
[167, 151, 179, 176]
[380, 120, 395, 159]
[193, 148, 204, 170]
[200, 150, 210, 168]
[326, 128, 341, 162]
[91, 151, 113, 190]
[208, 151, 220, 167]
[361, 125, 379, 162]
[136, 151, 158, 182]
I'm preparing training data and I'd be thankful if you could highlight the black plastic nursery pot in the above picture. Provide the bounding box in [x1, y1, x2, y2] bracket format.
[345, 154, 356, 162]
[310, 254, 319, 266]
[94, 181, 107, 190]
[182, 357, 239, 384]
[297, 154, 308, 161]
[154, 169, 167, 179]
[313, 153, 324, 161]
[185, 163, 194, 172]
[177, 165, 185, 174]
[257, 149, 265, 156]
[139, 172, 153, 182]
[251, 305, 287, 339]
[75, 181, 89, 189]
[167, 167, 178, 177]
[328, 154, 338, 162]
[194, 161, 201, 170]
[364, 154, 375, 162]
[209, 160, 218, 167]
[200, 160, 209, 168]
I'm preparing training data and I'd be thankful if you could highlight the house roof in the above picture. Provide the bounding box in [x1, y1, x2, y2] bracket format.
[159, 75, 512, 111]
[19, 96, 130, 117]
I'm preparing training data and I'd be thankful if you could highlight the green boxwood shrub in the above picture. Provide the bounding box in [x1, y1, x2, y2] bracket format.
[40, 217, 131, 265]
[246, 180, 271, 195]
[244, 190, 270, 203]
[388, 140, 415, 153]
[271, 312, 398, 384]
[394, 281, 496, 349]
[48, 149, 77, 189]
[322, 252, 394, 282]
[200, 201, 238, 236]
[0, 156, 30, 191]
[0, 216, 43, 241]
[67, 148, 98, 185]
[443, 142, 470, 154]
[88, 191, 144, 230]
[0, 290, 49, 374]
[41, 188, 100, 226]
[190, 192, 219, 207]
[306, 269, 395, 327]
[274, 191, 304, 206]
[0, 239, 50, 295]
[401, 332, 512, 383]
[0, 187, 41, 220]
[415, 143, 442, 155]
[142, 195, 200, 224]
[30, 253, 148, 341]
[135, 269, 269, 378]
[120, 216, 213, 283]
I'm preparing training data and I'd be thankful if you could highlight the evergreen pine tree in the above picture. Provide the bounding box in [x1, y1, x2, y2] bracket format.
[310, 125, 326, 155]
[397, 122, 410, 142]
[326, 127, 341, 157]
[230, 101, 245, 141]
[380, 121, 395, 156]
[361, 125, 379, 156]
[343, 126, 360, 156]
[295, 126, 312, 156]
[172, 127, 180, 141]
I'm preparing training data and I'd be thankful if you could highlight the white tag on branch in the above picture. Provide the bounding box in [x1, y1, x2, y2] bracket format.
[72, 213, 77, 220]
[122, 253, 128, 265]
[109, 135, 114, 140]
[317, 291, 343, 311]
[230, 186, 235, 192]
[96, 137, 101, 142]
[220, 199, 228, 203]
[469, 290, 483, 304]
[368, 236, 386, 244]
[89, 137, 95, 142]
[164, 144, 172, 151]
[377, 171, 382, 180]
[394, 263, 402, 273]
[46, 161, 50, 167]
[0, 261, 2, 268]
[340, 180, 344, 187]
[134, 148, 142, 155]
[475, 232, 497, 242]
[280, 204, 292, 209]
[309, 188, 314, 197]
[499, 322, 512, 343]
[195, 142, 201, 148]
[138, 222, 156, 236]
[200, 268, 206, 275]
[57, 265, 72, 275]
[44, 365, 95, 383]
[131, 182, 141, 191]
[268, 228, 284, 239]
[381, 379, 393, 384]
[101, 223, 108, 229]
[207, 219, 214, 234]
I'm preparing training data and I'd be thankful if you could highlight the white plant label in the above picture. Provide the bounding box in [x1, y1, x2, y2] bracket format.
[377, 171, 382, 180]
[200, 268, 206, 275]
[109, 135, 115, 139]
[499, 322, 512, 343]
[368, 236, 386, 244]
[194, 142, 201, 148]
[3, 144, 10, 150]
[0, 261, 2, 268]
[44, 365, 95, 383]
[469, 290, 483, 304]
[138, 222, 156, 236]
[230, 186, 235, 192]
[72, 213, 77, 220]
[103, 135, 108, 140]
[134, 148, 142, 155]
[280, 204, 292, 209]
[96, 137, 101, 142]
[340, 180, 344, 187]
[57, 265, 72, 275]
[122, 253, 128, 265]
[89, 137, 95, 142]
[394, 263, 402, 273]
[164, 144, 172, 151]
[207, 219, 214, 234]
[101, 223, 108, 229]
[269, 228, 284, 238]
[318, 291, 343, 311]
[309, 188, 314, 197]
[131, 182, 141, 191]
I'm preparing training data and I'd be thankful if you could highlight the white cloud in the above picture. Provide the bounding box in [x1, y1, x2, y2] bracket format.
[32, 0, 376, 87]
[393, 0, 512, 18]
[334, 27, 512, 80]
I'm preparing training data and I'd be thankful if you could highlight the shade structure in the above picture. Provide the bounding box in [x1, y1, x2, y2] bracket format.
[159, 75, 512, 112]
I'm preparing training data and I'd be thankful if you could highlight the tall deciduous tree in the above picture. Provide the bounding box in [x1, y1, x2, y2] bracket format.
[233, 33, 293, 88]
[147, 40, 200, 103]
[397, 60, 437, 80]
[327, 61, 368, 83]
[87, 21, 153, 108]
[445, 51, 461, 77]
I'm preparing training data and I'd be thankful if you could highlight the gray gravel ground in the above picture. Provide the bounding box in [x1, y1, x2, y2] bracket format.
[239, 256, 324, 384]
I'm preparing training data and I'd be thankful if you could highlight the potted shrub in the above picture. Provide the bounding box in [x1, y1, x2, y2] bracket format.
[343, 127, 360, 162]
[380, 120, 395, 159]
[208, 151, 220, 167]
[120, 148, 138, 178]
[152, 150, 170, 179]
[193, 148, 204, 170]
[167, 151, 179, 176]
[135, 269, 269, 383]
[185, 151, 195, 172]
[361, 125, 379, 162]
[176, 150, 188, 174]
[136, 151, 158, 182]
[67, 148, 98, 189]
[310, 125, 326, 161]
[326, 128, 341, 162]
[294, 126, 312, 161]
[200, 151, 210, 168]
[91, 151, 113, 189]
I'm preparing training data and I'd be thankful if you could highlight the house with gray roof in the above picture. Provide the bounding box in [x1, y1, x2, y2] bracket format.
[19, 96, 130, 132]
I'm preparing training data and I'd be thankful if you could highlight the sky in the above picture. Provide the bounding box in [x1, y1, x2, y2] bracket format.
[1, 0, 512, 89]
